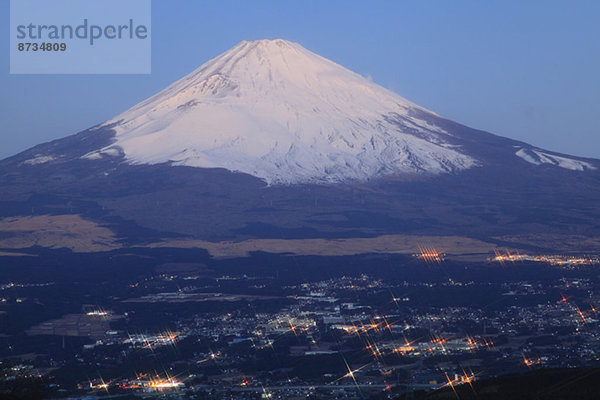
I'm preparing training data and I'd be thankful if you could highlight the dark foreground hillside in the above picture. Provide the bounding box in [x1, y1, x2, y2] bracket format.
[394, 368, 600, 400]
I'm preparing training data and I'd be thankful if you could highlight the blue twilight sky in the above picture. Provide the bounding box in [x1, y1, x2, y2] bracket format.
[1, 0, 599, 159]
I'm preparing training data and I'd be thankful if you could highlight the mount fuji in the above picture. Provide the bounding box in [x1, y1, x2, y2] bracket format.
[86, 39, 481, 184]
[0, 39, 598, 250]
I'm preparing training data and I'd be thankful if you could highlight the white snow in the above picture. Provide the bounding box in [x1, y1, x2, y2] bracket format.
[96, 39, 479, 184]
[23, 155, 55, 165]
[82, 147, 122, 160]
[515, 148, 596, 171]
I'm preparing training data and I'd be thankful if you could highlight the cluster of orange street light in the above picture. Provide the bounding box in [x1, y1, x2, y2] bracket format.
[414, 246, 445, 264]
[465, 334, 494, 351]
[286, 318, 311, 337]
[125, 330, 179, 351]
[146, 373, 185, 390]
[86, 307, 110, 317]
[391, 336, 416, 355]
[491, 249, 598, 266]
[339, 317, 393, 337]
[522, 354, 544, 368]
[88, 371, 184, 393]
[558, 294, 598, 324]
[440, 369, 479, 397]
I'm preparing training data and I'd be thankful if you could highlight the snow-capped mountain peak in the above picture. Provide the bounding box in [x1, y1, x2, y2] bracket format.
[87, 39, 481, 184]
